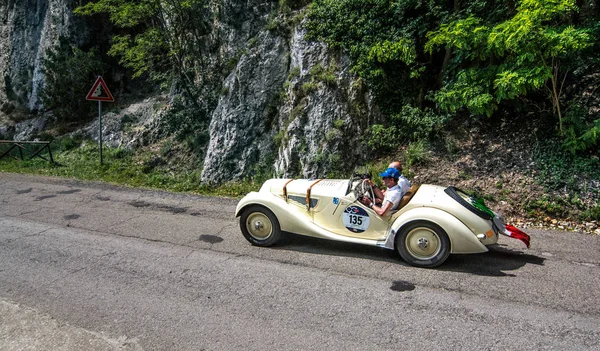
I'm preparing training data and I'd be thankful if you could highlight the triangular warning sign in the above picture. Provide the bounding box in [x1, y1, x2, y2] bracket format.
[86, 76, 114, 102]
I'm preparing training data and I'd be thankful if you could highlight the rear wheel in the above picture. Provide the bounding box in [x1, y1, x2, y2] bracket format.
[396, 221, 450, 268]
[239, 205, 282, 246]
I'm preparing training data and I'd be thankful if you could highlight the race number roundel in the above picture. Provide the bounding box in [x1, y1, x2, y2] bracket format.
[343, 206, 370, 233]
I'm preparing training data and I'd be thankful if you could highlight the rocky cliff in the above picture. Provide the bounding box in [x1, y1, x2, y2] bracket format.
[0, 0, 382, 184]
[201, 22, 380, 183]
[0, 0, 76, 115]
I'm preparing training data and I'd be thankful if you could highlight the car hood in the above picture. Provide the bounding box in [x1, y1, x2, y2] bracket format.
[260, 178, 349, 198]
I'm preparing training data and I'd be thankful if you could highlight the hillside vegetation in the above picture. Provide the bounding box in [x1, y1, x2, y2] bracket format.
[1, 0, 598, 233]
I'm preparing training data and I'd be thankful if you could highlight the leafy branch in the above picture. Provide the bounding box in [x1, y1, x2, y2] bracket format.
[426, 0, 593, 133]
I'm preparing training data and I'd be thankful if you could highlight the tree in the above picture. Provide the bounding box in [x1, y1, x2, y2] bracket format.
[75, 0, 211, 106]
[426, 0, 593, 133]
[305, 0, 455, 112]
[41, 37, 105, 123]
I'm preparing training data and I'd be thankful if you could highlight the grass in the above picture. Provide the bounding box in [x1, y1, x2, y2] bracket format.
[0, 138, 261, 198]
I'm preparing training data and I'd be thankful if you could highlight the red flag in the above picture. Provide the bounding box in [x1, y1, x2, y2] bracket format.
[505, 225, 531, 248]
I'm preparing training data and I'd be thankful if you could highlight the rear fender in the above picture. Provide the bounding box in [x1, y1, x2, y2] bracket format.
[391, 207, 488, 254]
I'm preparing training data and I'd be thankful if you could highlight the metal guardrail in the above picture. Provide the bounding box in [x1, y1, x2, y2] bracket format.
[0, 140, 55, 164]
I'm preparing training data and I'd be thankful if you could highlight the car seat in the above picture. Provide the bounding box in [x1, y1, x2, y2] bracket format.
[397, 184, 420, 211]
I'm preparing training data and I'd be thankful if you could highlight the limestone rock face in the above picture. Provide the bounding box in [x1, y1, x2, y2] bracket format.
[273, 25, 379, 180]
[0, 0, 74, 114]
[13, 117, 47, 141]
[201, 31, 289, 184]
[76, 97, 166, 149]
[200, 23, 380, 183]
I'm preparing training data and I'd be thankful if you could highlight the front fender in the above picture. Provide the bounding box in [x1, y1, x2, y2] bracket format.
[236, 191, 312, 232]
[235, 191, 263, 217]
[392, 207, 488, 254]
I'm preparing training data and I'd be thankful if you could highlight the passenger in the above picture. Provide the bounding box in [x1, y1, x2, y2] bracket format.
[388, 161, 411, 196]
[360, 167, 403, 216]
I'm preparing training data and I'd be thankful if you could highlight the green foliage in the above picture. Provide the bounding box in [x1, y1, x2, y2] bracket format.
[301, 81, 317, 95]
[404, 140, 431, 168]
[366, 124, 399, 154]
[561, 41, 600, 154]
[581, 206, 600, 221]
[161, 95, 209, 157]
[295, 62, 339, 98]
[366, 105, 448, 154]
[426, 0, 593, 129]
[325, 128, 341, 142]
[310, 63, 337, 87]
[75, 0, 210, 102]
[532, 138, 600, 191]
[333, 119, 344, 129]
[273, 130, 286, 148]
[393, 105, 449, 141]
[0, 138, 260, 198]
[305, 0, 451, 112]
[366, 39, 417, 78]
[525, 196, 570, 218]
[563, 106, 600, 154]
[41, 37, 105, 123]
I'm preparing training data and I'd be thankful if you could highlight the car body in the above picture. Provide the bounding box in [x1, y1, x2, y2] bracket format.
[235, 175, 530, 268]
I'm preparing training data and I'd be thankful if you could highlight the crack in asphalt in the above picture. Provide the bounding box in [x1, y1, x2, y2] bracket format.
[102, 214, 145, 233]
[0, 227, 52, 245]
[38, 266, 88, 290]
[18, 209, 41, 216]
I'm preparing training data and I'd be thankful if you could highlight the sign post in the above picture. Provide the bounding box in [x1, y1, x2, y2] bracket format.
[86, 76, 114, 165]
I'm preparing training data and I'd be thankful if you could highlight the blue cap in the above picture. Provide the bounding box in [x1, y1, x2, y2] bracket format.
[379, 167, 400, 180]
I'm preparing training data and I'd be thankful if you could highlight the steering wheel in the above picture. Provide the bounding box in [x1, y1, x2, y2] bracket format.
[363, 179, 375, 203]
[353, 179, 375, 203]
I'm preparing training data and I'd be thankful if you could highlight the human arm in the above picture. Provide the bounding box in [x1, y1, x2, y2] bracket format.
[361, 197, 393, 216]
[372, 184, 384, 202]
[364, 179, 384, 203]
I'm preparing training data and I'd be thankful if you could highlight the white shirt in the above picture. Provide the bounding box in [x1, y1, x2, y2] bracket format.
[383, 185, 402, 211]
[398, 175, 411, 197]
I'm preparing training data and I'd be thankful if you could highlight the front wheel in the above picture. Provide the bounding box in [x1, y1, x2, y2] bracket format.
[239, 205, 282, 246]
[396, 221, 450, 268]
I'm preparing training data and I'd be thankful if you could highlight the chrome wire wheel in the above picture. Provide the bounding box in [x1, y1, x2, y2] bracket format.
[239, 205, 282, 247]
[396, 221, 450, 268]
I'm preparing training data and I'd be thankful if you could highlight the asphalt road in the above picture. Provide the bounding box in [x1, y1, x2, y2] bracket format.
[0, 173, 599, 350]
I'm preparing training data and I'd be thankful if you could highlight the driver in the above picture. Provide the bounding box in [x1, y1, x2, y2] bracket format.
[360, 167, 403, 216]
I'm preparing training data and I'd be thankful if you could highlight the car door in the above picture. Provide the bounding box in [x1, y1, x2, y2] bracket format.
[312, 195, 390, 241]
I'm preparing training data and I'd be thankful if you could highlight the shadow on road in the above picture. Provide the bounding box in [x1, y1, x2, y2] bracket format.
[275, 233, 399, 262]
[272, 234, 545, 276]
[440, 245, 545, 276]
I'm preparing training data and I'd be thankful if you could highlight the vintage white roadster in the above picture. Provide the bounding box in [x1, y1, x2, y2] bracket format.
[235, 173, 530, 268]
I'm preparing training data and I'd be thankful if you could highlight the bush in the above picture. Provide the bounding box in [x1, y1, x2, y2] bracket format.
[532, 138, 600, 191]
[41, 37, 105, 124]
[404, 140, 430, 168]
[581, 206, 600, 221]
[393, 105, 450, 141]
[367, 124, 399, 154]
[563, 104, 600, 154]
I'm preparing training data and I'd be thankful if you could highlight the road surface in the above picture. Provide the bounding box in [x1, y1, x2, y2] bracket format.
[0, 173, 598, 350]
